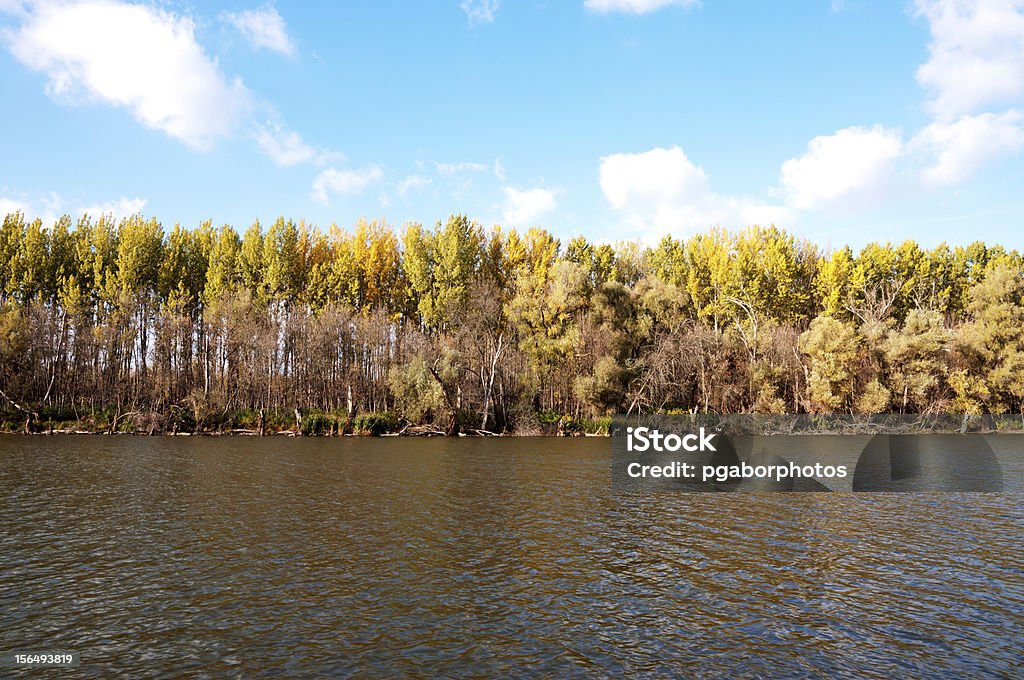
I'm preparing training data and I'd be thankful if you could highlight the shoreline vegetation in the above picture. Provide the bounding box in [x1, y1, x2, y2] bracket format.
[4, 411, 1023, 438]
[2, 212, 1024, 437]
[0, 406, 612, 437]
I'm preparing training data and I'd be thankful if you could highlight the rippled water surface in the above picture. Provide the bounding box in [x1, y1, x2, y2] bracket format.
[1, 436, 1022, 678]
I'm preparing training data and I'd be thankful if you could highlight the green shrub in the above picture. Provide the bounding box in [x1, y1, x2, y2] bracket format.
[264, 410, 290, 432]
[353, 412, 397, 436]
[578, 416, 612, 435]
[388, 357, 445, 423]
[39, 405, 77, 425]
[537, 409, 562, 426]
[168, 405, 196, 433]
[301, 410, 337, 436]
[226, 409, 261, 429]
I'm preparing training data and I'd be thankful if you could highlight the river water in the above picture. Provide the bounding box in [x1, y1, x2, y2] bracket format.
[1, 436, 1022, 678]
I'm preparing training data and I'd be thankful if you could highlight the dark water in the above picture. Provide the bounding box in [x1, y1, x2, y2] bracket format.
[1, 436, 1022, 678]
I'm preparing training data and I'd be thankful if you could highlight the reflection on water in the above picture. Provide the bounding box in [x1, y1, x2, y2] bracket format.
[1, 436, 1022, 678]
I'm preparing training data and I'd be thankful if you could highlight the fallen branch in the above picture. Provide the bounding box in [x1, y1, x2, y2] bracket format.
[0, 387, 38, 417]
[401, 424, 446, 436]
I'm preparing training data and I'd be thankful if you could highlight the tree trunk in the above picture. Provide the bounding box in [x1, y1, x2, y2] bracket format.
[480, 333, 503, 432]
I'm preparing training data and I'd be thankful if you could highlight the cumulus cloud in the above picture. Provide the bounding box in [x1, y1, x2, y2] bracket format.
[775, 2, 1024, 206]
[79, 196, 147, 219]
[2, 191, 146, 223]
[502, 187, 557, 226]
[460, 0, 499, 25]
[600, 146, 709, 210]
[599, 4, 1024, 230]
[914, 0, 1024, 119]
[398, 174, 431, 197]
[311, 166, 384, 205]
[584, 0, 700, 14]
[4, 0, 251, 150]
[911, 111, 1024, 186]
[254, 123, 340, 167]
[599, 146, 791, 236]
[0, 190, 63, 224]
[0, 197, 29, 218]
[222, 4, 296, 57]
[780, 126, 904, 211]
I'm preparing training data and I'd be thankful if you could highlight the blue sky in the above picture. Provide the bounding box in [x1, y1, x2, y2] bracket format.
[1, 0, 1023, 249]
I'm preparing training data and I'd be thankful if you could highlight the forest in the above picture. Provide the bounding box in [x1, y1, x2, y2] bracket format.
[1, 211, 1022, 435]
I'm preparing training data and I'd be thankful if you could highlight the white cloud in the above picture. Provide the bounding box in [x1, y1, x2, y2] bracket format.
[600, 146, 709, 209]
[40, 191, 63, 217]
[222, 4, 296, 57]
[434, 161, 488, 176]
[774, 2, 1024, 207]
[0, 190, 63, 224]
[254, 123, 340, 167]
[599, 4, 1024, 229]
[3, 190, 145, 225]
[780, 126, 904, 211]
[906, 1, 1024, 187]
[493, 157, 506, 181]
[912, 111, 1024, 186]
[79, 196, 147, 219]
[311, 166, 384, 205]
[914, 0, 1024, 119]
[460, 0, 499, 25]
[502, 187, 557, 226]
[5, 0, 251, 151]
[0, 197, 29, 218]
[398, 174, 431, 197]
[0, 1, 28, 17]
[584, 0, 699, 14]
[599, 146, 791, 236]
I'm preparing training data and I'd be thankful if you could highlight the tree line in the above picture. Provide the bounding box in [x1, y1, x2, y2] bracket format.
[1, 211, 1022, 434]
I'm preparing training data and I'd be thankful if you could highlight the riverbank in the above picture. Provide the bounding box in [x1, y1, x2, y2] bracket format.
[5, 409, 1024, 437]
[0, 407, 613, 437]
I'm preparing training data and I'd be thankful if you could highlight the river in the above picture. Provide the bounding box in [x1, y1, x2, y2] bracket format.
[1, 436, 1022, 677]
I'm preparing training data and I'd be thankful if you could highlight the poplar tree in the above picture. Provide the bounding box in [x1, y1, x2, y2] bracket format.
[0, 208, 1022, 432]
